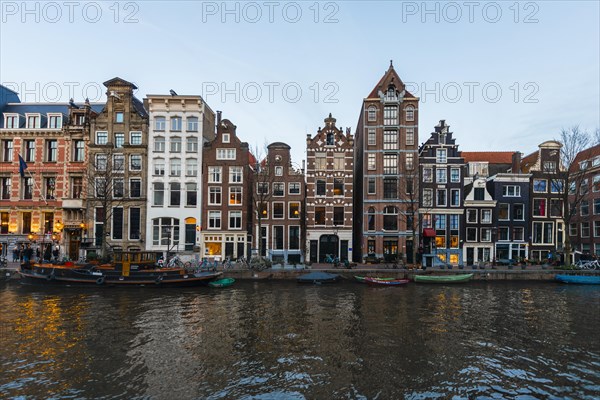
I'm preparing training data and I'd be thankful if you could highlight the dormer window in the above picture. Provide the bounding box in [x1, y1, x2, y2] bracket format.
[48, 114, 62, 129]
[75, 114, 86, 126]
[3, 114, 18, 129]
[385, 86, 396, 100]
[326, 131, 334, 145]
[26, 114, 40, 129]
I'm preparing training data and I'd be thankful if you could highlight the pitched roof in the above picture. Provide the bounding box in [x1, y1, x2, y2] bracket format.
[571, 144, 600, 172]
[367, 62, 417, 99]
[0, 102, 103, 128]
[461, 151, 515, 164]
[520, 151, 538, 173]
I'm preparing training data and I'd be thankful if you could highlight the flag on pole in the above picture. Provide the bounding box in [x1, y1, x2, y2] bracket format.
[18, 155, 28, 178]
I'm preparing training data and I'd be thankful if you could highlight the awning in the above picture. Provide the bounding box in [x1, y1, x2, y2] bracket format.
[423, 228, 436, 237]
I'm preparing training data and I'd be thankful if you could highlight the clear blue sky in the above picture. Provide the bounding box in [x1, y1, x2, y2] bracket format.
[1, 1, 598, 162]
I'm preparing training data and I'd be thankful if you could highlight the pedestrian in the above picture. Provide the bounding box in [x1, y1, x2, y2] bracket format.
[23, 244, 34, 264]
[12, 248, 18, 262]
[52, 246, 59, 261]
[44, 244, 52, 261]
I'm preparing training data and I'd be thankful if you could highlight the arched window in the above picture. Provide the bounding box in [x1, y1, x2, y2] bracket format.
[383, 206, 398, 231]
[386, 86, 396, 100]
[368, 106, 377, 122]
[367, 207, 376, 231]
[405, 106, 415, 122]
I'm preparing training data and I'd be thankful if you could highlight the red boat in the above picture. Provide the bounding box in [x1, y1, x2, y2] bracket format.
[363, 277, 410, 286]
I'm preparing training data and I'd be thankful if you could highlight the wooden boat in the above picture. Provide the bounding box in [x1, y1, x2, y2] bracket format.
[555, 274, 600, 285]
[297, 271, 340, 284]
[354, 275, 396, 283]
[363, 277, 410, 286]
[18, 251, 222, 287]
[208, 278, 235, 288]
[414, 273, 473, 283]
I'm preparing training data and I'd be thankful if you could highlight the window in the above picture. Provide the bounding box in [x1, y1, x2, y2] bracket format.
[503, 185, 520, 197]
[450, 189, 460, 207]
[95, 178, 105, 197]
[170, 137, 182, 153]
[449, 214, 459, 230]
[368, 128, 376, 145]
[331, 179, 343, 196]
[481, 228, 492, 242]
[208, 167, 222, 183]
[1, 177, 10, 199]
[436, 149, 447, 164]
[110, 154, 124, 173]
[171, 117, 182, 131]
[170, 183, 181, 206]
[383, 206, 398, 230]
[481, 209, 492, 223]
[229, 187, 242, 205]
[112, 208, 123, 240]
[289, 226, 300, 250]
[185, 159, 197, 177]
[130, 131, 142, 145]
[367, 207, 375, 231]
[273, 183, 284, 196]
[170, 158, 181, 176]
[46, 140, 57, 161]
[405, 106, 415, 121]
[334, 154, 345, 170]
[289, 202, 300, 219]
[222, 133, 230, 143]
[406, 153, 414, 170]
[113, 178, 124, 198]
[450, 168, 460, 183]
[436, 168, 447, 183]
[592, 175, 600, 192]
[71, 177, 82, 199]
[273, 226, 284, 250]
[569, 223, 577, 237]
[498, 227, 509, 241]
[257, 182, 269, 195]
[581, 179, 589, 195]
[513, 204, 524, 221]
[551, 180, 564, 193]
[436, 189, 447, 206]
[130, 155, 142, 171]
[368, 178, 376, 194]
[24, 140, 35, 162]
[229, 211, 242, 229]
[368, 154, 376, 170]
[594, 221, 600, 237]
[423, 189, 433, 207]
[96, 131, 108, 145]
[73, 140, 84, 162]
[229, 166, 243, 183]
[580, 200, 589, 216]
[467, 209, 477, 223]
[367, 106, 377, 122]
[513, 227, 524, 241]
[209, 187, 221, 205]
[333, 207, 344, 226]
[154, 116, 166, 131]
[315, 153, 326, 170]
[208, 211, 221, 229]
[114, 133, 125, 148]
[316, 179, 326, 196]
[595, 198, 600, 215]
[315, 207, 325, 225]
[151, 218, 180, 246]
[533, 179, 547, 193]
[153, 182, 164, 206]
[406, 128, 414, 146]
[289, 182, 301, 195]
[20, 212, 31, 234]
[273, 203, 284, 219]
[154, 159, 165, 176]
[498, 203, 509, 220]
[26, 114, 40, 128]
[423, 168, 433, 182]
[41, 177, 55, 200]
[154, 137, 165, 152]
[384, 106, 398, 125]
[383, 178, 397, 199]
[532, 222, 554, 244]
[187, 117, 199, 132]
[474, 188, 485, 201]
[115, 112, 124, 123]
[129, 208, 141, 240]
[186, 137, 198, 153]
[543, 161, 556, 172]
[130, 179, 141, 198]
[533, 199, 546, 217]
[326, 131, 334, 145]
[216, 149, 236, 160]
[4, 114, 18, 129]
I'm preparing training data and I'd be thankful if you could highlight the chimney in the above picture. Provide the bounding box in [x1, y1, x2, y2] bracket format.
[512, 151, 522, 173]
[216, 110, 222, 125]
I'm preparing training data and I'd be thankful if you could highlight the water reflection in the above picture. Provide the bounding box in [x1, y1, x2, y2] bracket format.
[0, 282, 598, 399]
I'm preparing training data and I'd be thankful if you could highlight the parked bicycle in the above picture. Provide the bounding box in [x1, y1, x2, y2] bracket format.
[575, 259, 599, 270]
[236, 256, 250, 269]
[166, 255, 185, 269]
[324, 254, 340, 268]
[222, 257, 234, 270]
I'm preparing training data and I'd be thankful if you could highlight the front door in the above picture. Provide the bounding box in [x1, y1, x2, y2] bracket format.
[319, 235, 338, 262]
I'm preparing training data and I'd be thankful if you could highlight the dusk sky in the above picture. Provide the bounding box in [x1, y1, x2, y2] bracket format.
[1, 1, 598, 162]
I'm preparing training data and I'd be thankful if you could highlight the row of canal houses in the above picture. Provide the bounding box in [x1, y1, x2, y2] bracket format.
[1, 64, 599, 265]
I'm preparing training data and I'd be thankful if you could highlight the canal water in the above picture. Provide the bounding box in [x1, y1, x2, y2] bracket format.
[0, 281, 598, 399]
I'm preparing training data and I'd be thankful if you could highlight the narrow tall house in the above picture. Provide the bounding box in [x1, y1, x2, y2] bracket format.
[88, 78, 149, 256]
[144, 93, 214, 260]
[354, 62, 419, 263]
[306, 114, 354, 263]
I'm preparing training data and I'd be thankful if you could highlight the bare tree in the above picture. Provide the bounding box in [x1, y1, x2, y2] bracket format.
[249, 142, 276, 259]
[594, 127, 600, 146]
[399, 169, 420, 266]
[554, 126, 594, 265]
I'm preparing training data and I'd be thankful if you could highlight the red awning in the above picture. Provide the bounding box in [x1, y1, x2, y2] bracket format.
[423, 228, 436, 237]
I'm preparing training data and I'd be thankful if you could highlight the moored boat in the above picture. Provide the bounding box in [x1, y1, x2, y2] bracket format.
[208, 278, 235, 288]
[18, 251, 222, 287]
[555, 274, 600, 285]
[354, 275, 396, 283]
[363, 277, 410, 286]
[297, 271, 340, 284]
[414, 273, 473, 283]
